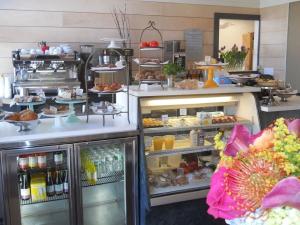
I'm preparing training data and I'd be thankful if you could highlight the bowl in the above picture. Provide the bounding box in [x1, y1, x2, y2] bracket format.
[276, 89, 298, 102]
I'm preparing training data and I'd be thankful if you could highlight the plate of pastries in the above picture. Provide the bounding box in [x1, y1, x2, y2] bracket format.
[42, 105, 69, 116]
[4, 110, 39, 131]
[135, 70, 166, 81]
[143, 118, 164, 128]
[91, 81, 123, 93]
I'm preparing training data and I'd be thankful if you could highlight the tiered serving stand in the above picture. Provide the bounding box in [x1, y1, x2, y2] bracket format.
[138, 21, 165, 89]
[84, 48, 132, 126]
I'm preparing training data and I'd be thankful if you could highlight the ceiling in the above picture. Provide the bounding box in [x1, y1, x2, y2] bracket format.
[143, 0, 300, 8]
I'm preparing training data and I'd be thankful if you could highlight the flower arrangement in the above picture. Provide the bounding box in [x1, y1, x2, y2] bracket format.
[219, 45, 248, 71]
[207, 118, 300, 225]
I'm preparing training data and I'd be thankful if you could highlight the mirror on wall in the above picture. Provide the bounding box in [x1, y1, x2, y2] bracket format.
[214, 13, 260, 73]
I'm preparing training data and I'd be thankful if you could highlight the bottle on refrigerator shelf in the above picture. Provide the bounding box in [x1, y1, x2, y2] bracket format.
[19, 155, 29, 171]
[37, 153, 47, 169]
[86, 160, 97, 185]
[63, 170, 69, 194]
[55, 170, 63, 195]
[46, 170, 55, 197]
[20, 172, 31, 200]
[28, 154, 37, 169]
[54, 151, 63, 166]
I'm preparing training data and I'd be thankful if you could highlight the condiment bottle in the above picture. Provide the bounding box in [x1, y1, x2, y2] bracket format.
[190, 130, 198, 147]
[197, 129, 205, 146]
[54, 151, 63, 166]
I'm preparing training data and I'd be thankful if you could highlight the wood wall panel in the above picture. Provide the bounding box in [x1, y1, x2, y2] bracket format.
[259, 3, 289, 80]
[0, 0, 259, 75]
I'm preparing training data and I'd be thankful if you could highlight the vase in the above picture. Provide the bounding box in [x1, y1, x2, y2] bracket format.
[167, 75, 174, 88]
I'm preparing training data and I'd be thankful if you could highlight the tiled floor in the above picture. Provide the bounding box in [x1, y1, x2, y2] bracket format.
[147, 198, 226, 225]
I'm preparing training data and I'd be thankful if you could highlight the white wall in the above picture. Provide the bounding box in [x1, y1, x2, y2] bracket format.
[219, 19, 255, 50]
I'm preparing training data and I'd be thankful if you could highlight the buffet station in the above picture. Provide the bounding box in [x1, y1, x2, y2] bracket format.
[0, 37, 299, 225]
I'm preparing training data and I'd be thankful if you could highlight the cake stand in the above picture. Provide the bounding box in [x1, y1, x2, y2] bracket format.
[55, 98, 86, 123]
[195, 63, 227, 88]
[16, 100, 46, 111]
[41, 111, 71, 128]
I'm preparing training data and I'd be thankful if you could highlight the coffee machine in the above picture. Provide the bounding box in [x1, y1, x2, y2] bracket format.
[12, 51, 81, 96]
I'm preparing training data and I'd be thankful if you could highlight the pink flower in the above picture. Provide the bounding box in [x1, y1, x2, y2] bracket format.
[224, 124, 252, 156]
[252, 128, 274, 150]
[207, 167, 246, 219]
[262, 177, 300, 210]
[287, 119, 300, 138]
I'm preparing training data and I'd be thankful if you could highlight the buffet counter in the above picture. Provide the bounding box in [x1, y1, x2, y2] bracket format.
[260, 95, 300, 112]
[128, 85, 261, 97]
[0, 115, 138, 149]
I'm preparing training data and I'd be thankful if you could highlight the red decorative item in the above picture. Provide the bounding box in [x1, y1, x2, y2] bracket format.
[140, 42, 150, 48]
[149, 40, 159, 47]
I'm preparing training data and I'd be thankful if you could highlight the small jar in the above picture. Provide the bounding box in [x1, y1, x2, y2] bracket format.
[37, 153, 47, 168]
[28, 154, 37, 168]
[54, 151, 63, 166]
[19, 155, 29, 170]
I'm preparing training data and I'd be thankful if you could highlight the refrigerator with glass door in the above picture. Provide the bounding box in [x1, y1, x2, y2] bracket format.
[1, 144, 76, 225]
[74, 137, 137, 225]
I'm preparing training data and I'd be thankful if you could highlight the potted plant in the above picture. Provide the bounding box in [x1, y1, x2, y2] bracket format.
[163, 63, 183, 88]
[219, 44, 248, 71]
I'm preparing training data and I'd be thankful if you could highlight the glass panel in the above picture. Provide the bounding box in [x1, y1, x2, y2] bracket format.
[147, 151, 219, 196]
[17, 150, 70, 225]
[80, 142, 126, 225]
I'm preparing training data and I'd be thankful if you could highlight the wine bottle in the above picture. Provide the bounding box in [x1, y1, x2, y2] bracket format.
[55, 170, 63, 195]
[20, 172, 31, 200]
[46, 170, 55, 197]
[63, 170, 69, 194]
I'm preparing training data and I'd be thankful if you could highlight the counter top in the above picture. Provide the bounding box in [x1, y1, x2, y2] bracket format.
[129, 85, 261, 97]
[0, 115, 138, 148]
[260, 96, 300, 112]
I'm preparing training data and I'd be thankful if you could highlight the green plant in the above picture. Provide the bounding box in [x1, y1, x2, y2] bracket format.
[219, 44, 248, 70]
[163, 63, 183, 76]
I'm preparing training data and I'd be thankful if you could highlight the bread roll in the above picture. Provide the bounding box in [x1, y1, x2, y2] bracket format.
[19, 110, 38, 121]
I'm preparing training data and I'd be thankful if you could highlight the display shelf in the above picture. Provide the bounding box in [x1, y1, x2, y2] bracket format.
[145, 139, 214, 157]
[140, 47, 163, 51]
[20, 193, 69, 205]
[146, 145, 215, 157]
[143, 118, 252, 134]
[81, 170, 124, 187]
[88, 88, 126, 95]
[139, 64, 163, 68]
[149, 176, 211, 197]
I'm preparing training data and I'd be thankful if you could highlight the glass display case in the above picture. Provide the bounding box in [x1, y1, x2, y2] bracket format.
[139, 94, 254, 205]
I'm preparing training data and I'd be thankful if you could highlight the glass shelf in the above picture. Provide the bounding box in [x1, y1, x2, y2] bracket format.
[143, 118, 252, 134]
[81, 170, 124, 188]
[146, 145, 215, 157]
[149, 175, 211, 197]
[20, 193, 69, 205]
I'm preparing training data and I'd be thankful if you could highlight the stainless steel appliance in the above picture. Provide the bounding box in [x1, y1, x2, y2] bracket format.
[0, 136, 137, 225]
[12, 51, 81, 96]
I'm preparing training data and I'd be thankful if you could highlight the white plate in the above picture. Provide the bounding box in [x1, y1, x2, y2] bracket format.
[194, 62, 228, 66]
[90, 66, 125, 71]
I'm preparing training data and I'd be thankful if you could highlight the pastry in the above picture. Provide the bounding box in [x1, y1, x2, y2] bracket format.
[19, 110, 38, 121]
[175, 79, 198, 89]
[5, 113, 20, 121]
[143, 118, 163, 128]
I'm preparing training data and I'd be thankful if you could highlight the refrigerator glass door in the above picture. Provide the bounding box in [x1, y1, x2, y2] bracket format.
[76, 138, 136, 225]
[2, 145, 74, 225]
